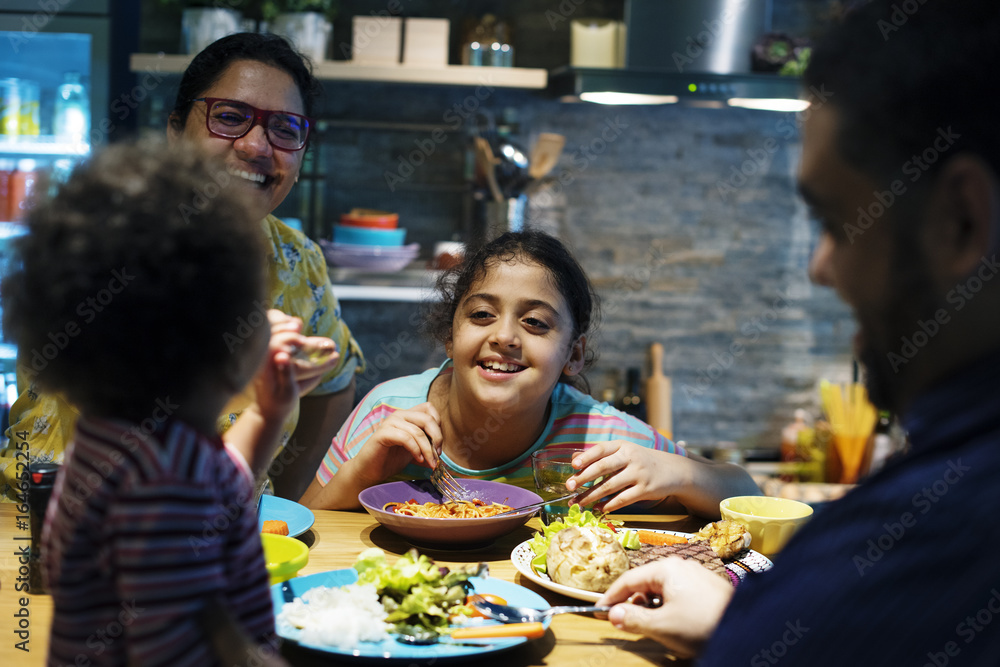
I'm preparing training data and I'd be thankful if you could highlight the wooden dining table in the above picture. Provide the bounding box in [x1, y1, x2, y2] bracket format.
[0, 502, 706, 666]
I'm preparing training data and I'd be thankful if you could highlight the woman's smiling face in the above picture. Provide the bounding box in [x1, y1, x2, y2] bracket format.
[446, 258, 585, 413]
[167, 59, 305, 223]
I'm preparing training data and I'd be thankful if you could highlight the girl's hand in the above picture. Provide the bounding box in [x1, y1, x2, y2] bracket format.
[595, 557, 732, 658]
[352, 402, 444, 485]
[565, 441, 687, 513]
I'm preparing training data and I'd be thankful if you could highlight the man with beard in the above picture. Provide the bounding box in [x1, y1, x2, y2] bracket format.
[596, 1, 1000, 664]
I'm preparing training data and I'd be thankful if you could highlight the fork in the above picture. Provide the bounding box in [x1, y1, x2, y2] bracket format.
[253, 478, 269, 518]
[429, 460, 476, 502]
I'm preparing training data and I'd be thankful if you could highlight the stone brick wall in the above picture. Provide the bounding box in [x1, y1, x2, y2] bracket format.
[336, 97, 856, 450]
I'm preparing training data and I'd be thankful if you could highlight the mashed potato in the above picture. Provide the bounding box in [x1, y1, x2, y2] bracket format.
[546, 526, 629, 593]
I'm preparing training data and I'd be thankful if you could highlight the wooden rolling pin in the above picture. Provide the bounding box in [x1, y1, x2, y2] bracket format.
[645, 343, 673, 439]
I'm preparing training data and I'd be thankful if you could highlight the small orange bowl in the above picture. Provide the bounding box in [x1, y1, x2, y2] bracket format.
[340, 209, 398, 229]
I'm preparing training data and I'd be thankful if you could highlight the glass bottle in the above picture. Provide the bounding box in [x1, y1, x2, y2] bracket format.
[53, 72, 89, 144]
[866, 411, 896, 475]
[616, 367, 646, 421]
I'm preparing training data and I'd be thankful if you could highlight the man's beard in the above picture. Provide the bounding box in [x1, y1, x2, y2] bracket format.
[857, 342, 898, 412]
[856, 229, 941, 414]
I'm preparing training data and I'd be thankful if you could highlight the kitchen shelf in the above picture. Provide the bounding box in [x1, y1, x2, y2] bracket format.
[0, 138, 89, 157]
[329, 267, 441, 302]
[129, 54, 547, 89]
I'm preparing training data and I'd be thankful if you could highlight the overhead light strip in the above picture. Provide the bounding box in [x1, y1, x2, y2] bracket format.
[579, 92, 679, 105]
[727, 98, 811, 112]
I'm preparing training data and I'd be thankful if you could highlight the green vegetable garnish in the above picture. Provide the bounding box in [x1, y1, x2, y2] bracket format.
[353, 547, 476, 635]
[526, 505, 641, 574]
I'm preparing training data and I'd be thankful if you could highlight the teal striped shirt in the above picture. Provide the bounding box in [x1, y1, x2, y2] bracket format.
[317, 361, 685, 492]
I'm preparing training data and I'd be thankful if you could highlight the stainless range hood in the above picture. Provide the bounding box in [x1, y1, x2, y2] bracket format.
[553, 0, 807, 110]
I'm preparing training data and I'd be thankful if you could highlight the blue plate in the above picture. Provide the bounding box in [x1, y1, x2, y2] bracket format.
[258, 495, 315, 538]
[272, 570, 550, 662]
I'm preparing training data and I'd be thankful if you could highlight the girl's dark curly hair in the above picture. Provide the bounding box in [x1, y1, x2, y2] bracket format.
[424, 230, 600, 390]
[1, 138, 267, 421]
[168, 32, 322, 135]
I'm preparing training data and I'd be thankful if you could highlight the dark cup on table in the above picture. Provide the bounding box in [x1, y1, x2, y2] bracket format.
[28, 462, 60, 594]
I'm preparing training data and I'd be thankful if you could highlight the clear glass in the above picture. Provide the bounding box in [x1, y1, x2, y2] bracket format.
[531, 449, 585, 525]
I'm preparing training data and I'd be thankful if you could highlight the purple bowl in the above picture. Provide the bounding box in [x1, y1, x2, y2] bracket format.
[358, 479, 542, 549]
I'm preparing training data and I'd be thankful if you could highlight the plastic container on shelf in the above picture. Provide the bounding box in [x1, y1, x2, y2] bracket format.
[18, 80, 40, 138]
[53, 72, 90, 144]
[0, 79, 19, 140]
[8, 160, 37, 222]
[0, 159, 13, 222]
[332, 224, 406, 246]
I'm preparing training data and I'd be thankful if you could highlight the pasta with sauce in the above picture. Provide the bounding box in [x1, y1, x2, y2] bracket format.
[384, 498, 513, 518]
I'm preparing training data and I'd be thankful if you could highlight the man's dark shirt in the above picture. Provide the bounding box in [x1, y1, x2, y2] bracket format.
[701, 351, 1000, 666]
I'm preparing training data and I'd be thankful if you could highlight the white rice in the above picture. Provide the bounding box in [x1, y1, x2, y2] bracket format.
[276, 583, 390, 648]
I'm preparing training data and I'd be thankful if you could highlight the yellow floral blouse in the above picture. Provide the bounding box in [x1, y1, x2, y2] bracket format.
[0, 215, 364, 501]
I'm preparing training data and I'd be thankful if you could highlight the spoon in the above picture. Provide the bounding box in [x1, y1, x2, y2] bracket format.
[470, 596, 610, 623]
[395, 632, 495, 648]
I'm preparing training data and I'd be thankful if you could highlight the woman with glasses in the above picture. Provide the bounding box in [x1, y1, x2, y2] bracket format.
[1, 33, 365, 504]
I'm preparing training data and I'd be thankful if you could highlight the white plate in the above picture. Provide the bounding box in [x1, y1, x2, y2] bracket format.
[319, 240, 421, 272]
[510, 528, 773, 602]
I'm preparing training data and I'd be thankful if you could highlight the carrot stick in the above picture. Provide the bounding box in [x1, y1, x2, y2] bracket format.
[636, 530, 688, 546]
[451, 622, 545, 639]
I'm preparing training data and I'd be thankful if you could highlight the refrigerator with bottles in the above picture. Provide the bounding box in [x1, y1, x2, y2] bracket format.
[0, 0, 136, 433]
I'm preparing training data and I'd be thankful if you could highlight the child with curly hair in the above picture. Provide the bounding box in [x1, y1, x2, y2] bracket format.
[301, 230, 759, 516]
[1, 139, 306, 665]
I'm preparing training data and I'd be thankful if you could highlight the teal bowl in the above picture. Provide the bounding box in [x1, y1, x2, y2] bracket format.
[333, 224, 406, 246]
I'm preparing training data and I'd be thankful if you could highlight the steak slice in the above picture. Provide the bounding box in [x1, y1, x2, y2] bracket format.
[627, 541, 731, 581]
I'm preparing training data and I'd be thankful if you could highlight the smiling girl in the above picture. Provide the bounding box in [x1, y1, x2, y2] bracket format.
[301, 231, 759, 516]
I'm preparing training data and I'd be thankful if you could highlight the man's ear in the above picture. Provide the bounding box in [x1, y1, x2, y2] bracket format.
[563, 335, 586, 377]
[924, 154, 999, 281]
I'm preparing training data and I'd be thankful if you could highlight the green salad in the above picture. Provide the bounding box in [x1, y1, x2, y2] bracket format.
[353, 547, 479, 636]
[526, 505, 641, 574]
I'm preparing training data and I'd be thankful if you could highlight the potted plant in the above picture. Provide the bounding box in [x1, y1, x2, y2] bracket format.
[158, 1, 252, 54]
[256, 1, 338, 62]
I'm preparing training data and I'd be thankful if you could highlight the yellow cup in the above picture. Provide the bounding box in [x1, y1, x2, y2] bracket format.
[720, 495, 814, 558]
[261, 533, 309, 585]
